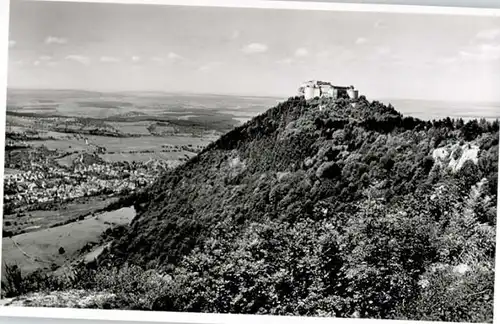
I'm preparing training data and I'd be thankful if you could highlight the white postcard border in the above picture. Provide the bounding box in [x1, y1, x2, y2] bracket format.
[0, 1, 499, 324]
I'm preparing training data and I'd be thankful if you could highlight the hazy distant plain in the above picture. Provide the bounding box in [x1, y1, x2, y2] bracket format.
[6, 88, 499, 124]
[384, 98, 500, 121]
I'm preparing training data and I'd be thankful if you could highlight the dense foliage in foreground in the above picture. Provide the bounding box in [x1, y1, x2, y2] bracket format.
[3, 96, 498, 322]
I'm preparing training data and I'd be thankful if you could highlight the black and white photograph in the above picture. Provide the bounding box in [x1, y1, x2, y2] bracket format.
[1, 0, 499, 323]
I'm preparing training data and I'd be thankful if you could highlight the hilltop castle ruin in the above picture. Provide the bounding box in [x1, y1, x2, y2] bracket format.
[298, 80, 359, 100]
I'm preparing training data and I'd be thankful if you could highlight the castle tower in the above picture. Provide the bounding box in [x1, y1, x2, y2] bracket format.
[304, 86, 318, 100]
[347, 86, 359, 99]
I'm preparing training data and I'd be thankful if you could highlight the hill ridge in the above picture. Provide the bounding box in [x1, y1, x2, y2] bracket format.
[106, 95, 497, 262]
[55, 95, 498, 320]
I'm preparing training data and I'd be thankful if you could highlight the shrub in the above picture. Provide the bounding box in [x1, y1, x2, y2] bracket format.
[1, 264, 69, 298]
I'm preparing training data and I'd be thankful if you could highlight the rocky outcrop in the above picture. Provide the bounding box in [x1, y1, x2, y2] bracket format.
[432, 142, 479, 172]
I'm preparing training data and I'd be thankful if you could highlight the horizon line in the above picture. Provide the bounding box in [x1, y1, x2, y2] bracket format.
[6, 86, 288, 100]
[6, 86, 500, 105]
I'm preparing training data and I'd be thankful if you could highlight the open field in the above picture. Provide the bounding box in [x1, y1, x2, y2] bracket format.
[23, 134, 214, 164]
[100, 151, 195, 165]
[107, 121, 152, 136]
[25, 138, 88, 152]
[2, 196, 120, 237]
[1, 207, 135, 277]
[87, 134, 214, 150]
[56, 153, 80, 167]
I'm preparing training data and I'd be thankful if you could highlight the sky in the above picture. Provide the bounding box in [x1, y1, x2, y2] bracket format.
[7, 0, 500, 102]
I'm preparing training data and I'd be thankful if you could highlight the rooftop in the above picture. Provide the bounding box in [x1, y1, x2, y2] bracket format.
[300, 80, 355, 90]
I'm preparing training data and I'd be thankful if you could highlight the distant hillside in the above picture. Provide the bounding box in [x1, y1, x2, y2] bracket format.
[4, 96, 498, 321]
[93, 96, 497, 319]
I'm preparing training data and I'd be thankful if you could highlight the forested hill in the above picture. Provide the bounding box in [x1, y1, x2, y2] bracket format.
[101, 95, 497, 321]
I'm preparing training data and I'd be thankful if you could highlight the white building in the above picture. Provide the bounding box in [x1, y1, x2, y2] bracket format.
[298, 80, 359, 100]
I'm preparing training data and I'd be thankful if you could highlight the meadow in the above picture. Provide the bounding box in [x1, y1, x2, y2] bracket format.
[2, 196, 120, 237]
[1, 207, 135, 277]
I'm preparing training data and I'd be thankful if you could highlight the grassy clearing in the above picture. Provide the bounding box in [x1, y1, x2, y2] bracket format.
[87, 135, 213, 151]
[108, 121, 151, 136]
[3, 196, 119, 236]
[26, 138, 88, 152]
[100, 151, 195, 163]
[26, 135, 213, 152]
[2, 207, 135, 278]
[56, 152, 80, 167]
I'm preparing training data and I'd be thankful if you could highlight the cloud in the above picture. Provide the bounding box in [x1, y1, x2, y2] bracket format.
[198, 61, 222, 72]
[39, 55, 52, 61]
[167, 52, 184, 60]
[45, 36, 68, 45]
[132, 56, 141, 62]
[459, 43, 500, 61]
[100, 56, 121, 63]
[476, 28, 500, 40]
[294, 48, 309, 57]
[8, 40, 16, 48]
[65, 55, 90, 65]
[33, 61, 41, 67]
[355, 37, 367, 45]
[438, 42, 500, 64]
[459, 51, 477, 60]
[242, 43, 268, 54]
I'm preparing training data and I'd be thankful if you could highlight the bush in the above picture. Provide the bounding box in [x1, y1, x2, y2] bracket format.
[1, 263, 69, 298]
[69, 264, 171, 310]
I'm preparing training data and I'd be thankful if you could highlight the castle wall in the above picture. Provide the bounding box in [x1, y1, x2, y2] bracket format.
[320, 85, 335, 98]
[304, 87, 314, 100]
[304, 87, 321, 100]
[300, 81, 358, 100]
[347, 89, 359, 99]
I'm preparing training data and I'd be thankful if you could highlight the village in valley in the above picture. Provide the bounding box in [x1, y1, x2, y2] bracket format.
[2, 89, 277, 242]
[4, 131, 203, 212]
